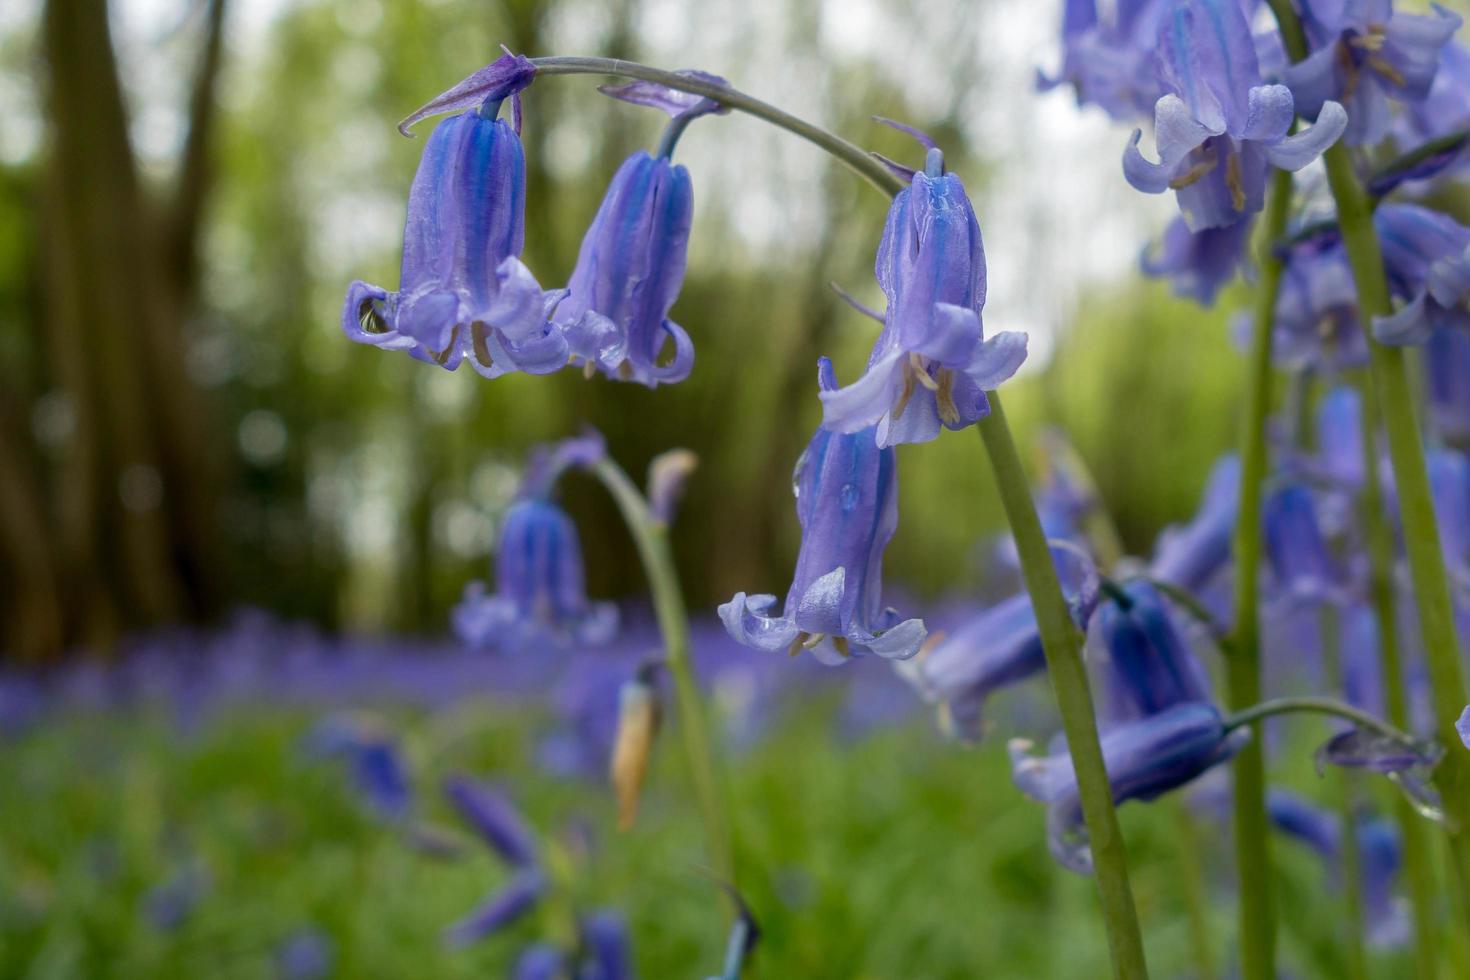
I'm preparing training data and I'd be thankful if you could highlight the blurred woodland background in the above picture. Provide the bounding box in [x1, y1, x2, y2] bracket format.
[0, 0, 1257, 660]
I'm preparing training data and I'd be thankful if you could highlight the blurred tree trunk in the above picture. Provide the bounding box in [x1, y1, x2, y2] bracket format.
[0, 397, 66, 661]
[24, 0, 229, 658]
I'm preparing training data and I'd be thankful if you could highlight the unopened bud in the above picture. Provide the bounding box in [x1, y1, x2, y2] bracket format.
[611, 667, 662, 831]
[647, 449, 698, 526]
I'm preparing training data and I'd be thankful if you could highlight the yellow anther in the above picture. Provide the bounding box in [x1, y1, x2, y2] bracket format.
[909, 352, 940, 391]
[1226, 152, 1246, 212]
[1168, 155, 1218, 190]
[935, 368, 961, 426]
[1367, 55, 1406, 87]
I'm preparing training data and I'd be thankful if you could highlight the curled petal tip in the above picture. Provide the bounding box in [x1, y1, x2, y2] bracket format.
[873, 115, 938, 151]
[397, 51, 538, 137]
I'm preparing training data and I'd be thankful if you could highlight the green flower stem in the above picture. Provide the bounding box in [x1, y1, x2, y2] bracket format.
[1320, 139, 1470, 907]
[979, 400, 1150, 980]
[1269, 0, 1470, 918]
[1352, 370, 1440, 978]
[1226, 162, 1293, 980]
[539, 53, 1147, 977]
[1319, 608, 1369, 980]
[590, 457, 735, 887]
[530, 56, 907, 197]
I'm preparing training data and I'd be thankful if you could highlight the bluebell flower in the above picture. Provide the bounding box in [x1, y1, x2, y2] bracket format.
[453, 497, 618, 650]
[1382, 40, 1470, 191]
[344, 54, 580, 377]
[549, 151, 696, 386]
[444, 773, 539, 867]
[514, 945, 567, 980]
[1141, 215, 1253, 305]
[1264, 479, 1346, 606]
[442, 775, 546, 947]
[444, 870, 546, 947]
[1010, 700, 1247, 872]
[903, 544, 1099, 741]
[1371, 203, 1470, 345]
[302, 714, 414, 822]
[545, 75, 728, 386]
[1404, 39, 1470, 140]
[1284, 0, 1462, 147]
[142, 861, 210, 931]
[1428, 448, 1470, 586]
[1124, 0, 1347, 231]
[1267, 790, 1409, 948]
[1149, 454, 1240, 593]
[818, 147, 1027, 447]
[576, 911, 633, 980]
[276, 928, 334, 980]
[1315, 726, 1445, 820]
[1423, 328, 1470, 442]
[1315, 385, 1366, 491]
[1097, 580, 1212, 718]
[721, 399, 925, 664]
[1359, 816, 1411, 947]
[907, 594, 1046, 742]
[1269, 228, 1371, 370]
[1038, 0, 1172, 121]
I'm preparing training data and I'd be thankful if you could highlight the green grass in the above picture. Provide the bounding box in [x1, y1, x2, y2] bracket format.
[0, 696, 1425, 978]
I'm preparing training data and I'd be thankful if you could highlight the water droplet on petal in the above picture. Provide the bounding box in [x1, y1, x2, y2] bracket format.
[1389, 771, 1448, 825]
[792, 448, 811, 499]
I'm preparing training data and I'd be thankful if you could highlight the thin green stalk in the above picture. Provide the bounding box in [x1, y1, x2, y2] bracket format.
[1268, 0, 1470, 917]
[1320, 607, 1369, 980]
[978, 400, 1150, 980]
[591, 457, 735, 887]
[530, 56, 906, 197]
[1352, 370, 1440, 977]
[1324, 139, 1470, 906]
[1224, 696, 1428, 749]
[1226, 163, 1293, 980]
[1169, 799, 1218, 980]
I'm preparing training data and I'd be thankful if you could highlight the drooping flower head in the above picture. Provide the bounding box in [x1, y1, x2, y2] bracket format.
[1141, 215, 1254, 306]
[302, 713, 414, 823]
[1370, 203, 1470, 345]
[1267, 790, 1409, 948]
[1423, 327, 1470, 443]
[1097, 580, 1213, 718]
[1010, 700, 1247, 872]
[820, 141, 1027, 448]
[1427, 448, 1470, 585]
[1124, 0, 1348, 230]
[453, 434, 617, 650]
[1263, 478, 1346, 606]
[344, 52, 581, 377]
[721, 389, 925, 664]
[1284, 0, 1462, 147]
[1268, 225, 1371, 370]
[442, 775, 545, 947]
[1149, 454, 1240, 593]
[548, 74, 729, 387]
[1314, 384, 1367, 491]
[1382, 39, 1470, 191]
[1038, 0, 1172, 121]
[902, 544, 1099, 741]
